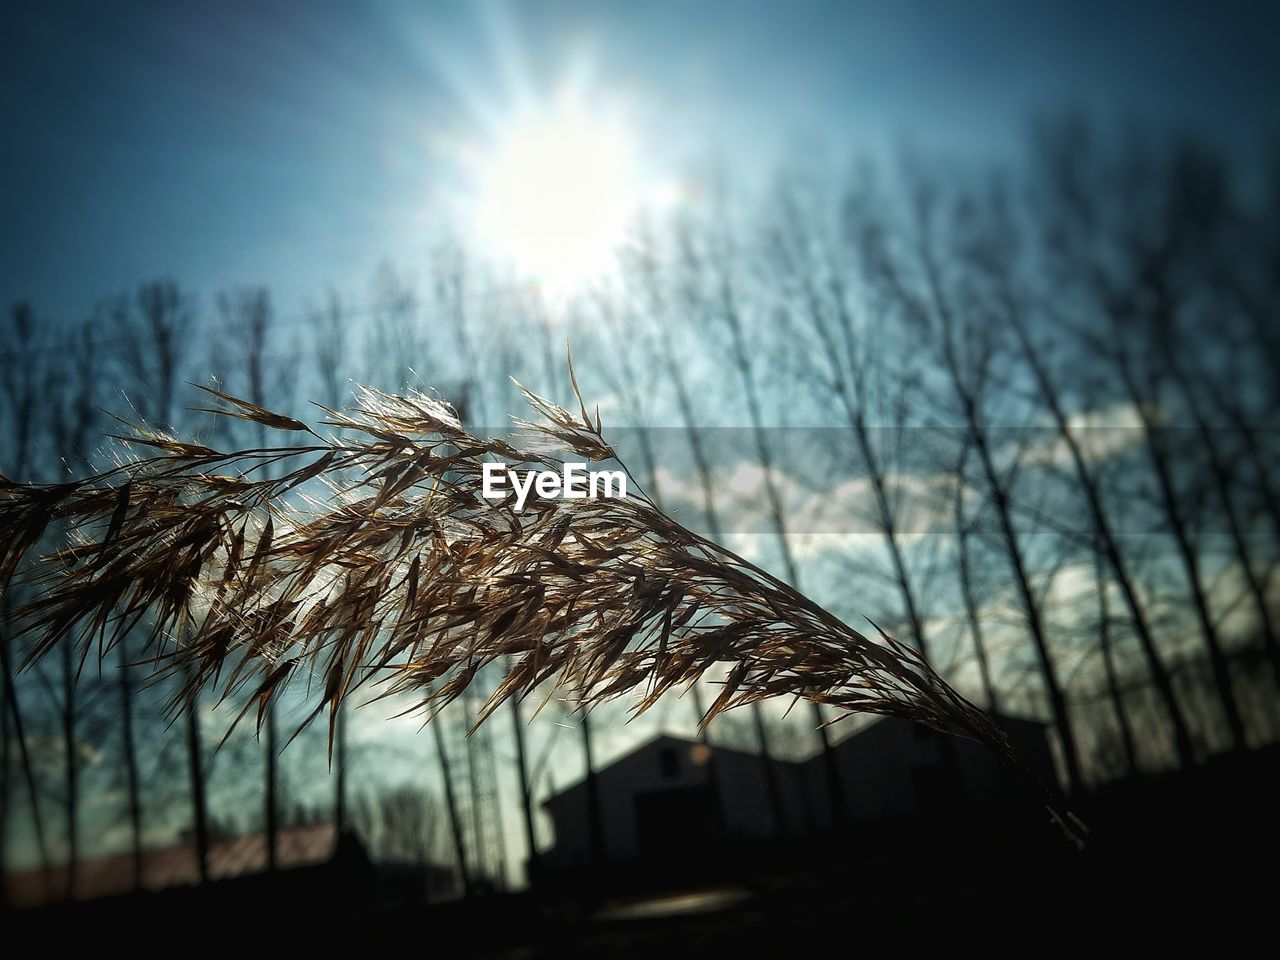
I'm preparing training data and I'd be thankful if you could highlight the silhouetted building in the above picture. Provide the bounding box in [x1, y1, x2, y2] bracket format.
[799, 713, 1055, 830]
[541, 734, 809, 871]
[540, 714, 1053, 870]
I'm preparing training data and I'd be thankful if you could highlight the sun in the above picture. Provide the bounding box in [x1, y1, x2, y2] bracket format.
[474, 101, 646, 293]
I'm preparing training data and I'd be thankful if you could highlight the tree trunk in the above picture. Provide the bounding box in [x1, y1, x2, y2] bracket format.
[60, 641, 78, 901]
[0, 632, 49, 884]
[1117, 353, 1247, 752]
[186, 684, 211, 884]
[955, 470, 999, 710]
[1007, 306, 1195, 766]
[431, 714, 471, 896]
[1096, 548, 1138, 777]
[334, 702, 347, 831]
[510, 695, 538, 881]
[923, 245, 1085, 792]
[581, 712, 607, 865]
[970, 410, 1085, 794]
[1160, 345, 1280, 690]
[265, 705, 278, 871]
[119, 643, 144, 889]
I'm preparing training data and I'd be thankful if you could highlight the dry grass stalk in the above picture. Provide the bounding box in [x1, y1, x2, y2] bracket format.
[0, 360, 1066, 832]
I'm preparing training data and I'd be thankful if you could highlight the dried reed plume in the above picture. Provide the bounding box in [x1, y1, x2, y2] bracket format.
[1, 360, 1073, 835]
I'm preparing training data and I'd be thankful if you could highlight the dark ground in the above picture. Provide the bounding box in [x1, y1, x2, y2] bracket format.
[5, 746, 1276, 952]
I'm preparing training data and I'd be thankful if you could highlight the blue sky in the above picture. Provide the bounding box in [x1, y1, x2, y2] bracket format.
[3, 0, 1277, 323]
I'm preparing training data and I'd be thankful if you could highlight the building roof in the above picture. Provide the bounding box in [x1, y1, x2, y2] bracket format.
[543, 732, 800, 808]
[543, 711, 1047, 805]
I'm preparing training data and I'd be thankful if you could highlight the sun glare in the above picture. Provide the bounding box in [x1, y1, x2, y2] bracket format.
[475, 103, 648, 292]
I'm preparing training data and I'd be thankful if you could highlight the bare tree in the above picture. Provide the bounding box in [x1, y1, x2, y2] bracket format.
[1, 304, 52, 884]
[1036, 137, 1250, 752]
[952, 438, 999, 709]
[108, 279, 211, 881]
[623, 218, 793, 833]
[314, 289, 348, 417]
[216, 285, 299, 869]
[43, 318, 102, 897]
[770, 180, 933, 665]
[957, 186, 1196, 768]
[432, 244, 540, 881]
[860, 177, 1086, 793]
[1142, 285, 1280, 688]
[1094, 543, 1138, 777]
[376, 786, 443, 866]
[366, 263, 428, 393]
[430, 718, 471, 896]
[312, 289, 349, 830]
